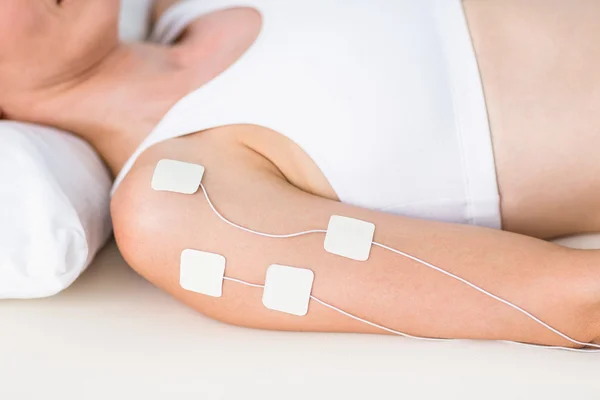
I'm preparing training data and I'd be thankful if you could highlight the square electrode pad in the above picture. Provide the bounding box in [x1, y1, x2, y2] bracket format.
[324, 215, 375, 261]
[152, 159, 205, 194]
[180, 249, 226, 298]
[262, 265, 315, 316]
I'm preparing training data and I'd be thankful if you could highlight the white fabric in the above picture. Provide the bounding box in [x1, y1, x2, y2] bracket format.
[0, 122, 112, 299]
[119, 0, 154, 42]
[1, 241, 599, 399]
[114, 0, 501, 229]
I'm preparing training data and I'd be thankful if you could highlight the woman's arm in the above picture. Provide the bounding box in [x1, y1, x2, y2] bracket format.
[112, 131, 600, 348]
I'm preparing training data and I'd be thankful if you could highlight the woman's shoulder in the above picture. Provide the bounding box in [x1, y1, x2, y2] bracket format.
[114, 126, 278, 199]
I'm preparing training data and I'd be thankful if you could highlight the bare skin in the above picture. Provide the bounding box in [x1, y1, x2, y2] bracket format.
[464, 0, 600, 239]
[1, 0, 600, 346]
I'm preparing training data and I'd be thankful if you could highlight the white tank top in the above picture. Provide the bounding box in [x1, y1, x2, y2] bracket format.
[114, 0, 501, 229]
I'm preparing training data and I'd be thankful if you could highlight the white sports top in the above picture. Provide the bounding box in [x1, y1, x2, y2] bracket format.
[113, 0, 501, 229]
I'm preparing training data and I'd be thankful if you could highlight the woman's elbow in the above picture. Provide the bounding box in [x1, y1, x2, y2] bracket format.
[110, 164, 262, 328]
[111, 164, 166, 279]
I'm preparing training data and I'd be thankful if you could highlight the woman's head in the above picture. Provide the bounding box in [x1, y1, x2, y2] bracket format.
[0, 0, 121, 113]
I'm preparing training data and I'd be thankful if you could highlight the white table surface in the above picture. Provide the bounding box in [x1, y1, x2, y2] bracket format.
[1, 241, 599, 400]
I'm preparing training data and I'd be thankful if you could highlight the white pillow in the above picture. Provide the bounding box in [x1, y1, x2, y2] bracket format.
[0, 122, 112, 299]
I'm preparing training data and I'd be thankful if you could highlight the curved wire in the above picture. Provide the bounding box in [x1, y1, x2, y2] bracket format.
[201, 184, 327, 238]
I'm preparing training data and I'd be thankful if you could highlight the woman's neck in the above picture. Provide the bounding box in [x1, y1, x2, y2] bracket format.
[4, 8, 262, 177]
[2, 42, 193, 177]
[30, 43, 192, 176]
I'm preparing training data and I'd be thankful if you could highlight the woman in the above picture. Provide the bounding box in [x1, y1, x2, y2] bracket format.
[1, 0, 599, 348]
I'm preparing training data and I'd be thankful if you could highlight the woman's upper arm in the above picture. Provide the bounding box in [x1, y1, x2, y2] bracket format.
[111, 133, 380, 331]
[111, 132, 586, 340]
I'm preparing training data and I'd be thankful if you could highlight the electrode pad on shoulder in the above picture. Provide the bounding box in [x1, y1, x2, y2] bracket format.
[324, 215, 375, 261]
[180, 249, 226, 298]
[152, 159, 205, 194]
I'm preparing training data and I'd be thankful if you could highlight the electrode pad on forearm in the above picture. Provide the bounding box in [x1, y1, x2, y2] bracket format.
[262, 264, 315, 316]
[324, 216, 375, 261]
[179, 249, 315, 316]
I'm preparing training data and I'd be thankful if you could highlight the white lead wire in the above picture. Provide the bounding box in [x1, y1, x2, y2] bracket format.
[201, 184, 600, 352]
[225, 276, 446, 342]
[201, 184, 327, 238]
[224, 275, 599, 353]
[371, 243, 600, 351]
[223, 276, 265, 289]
